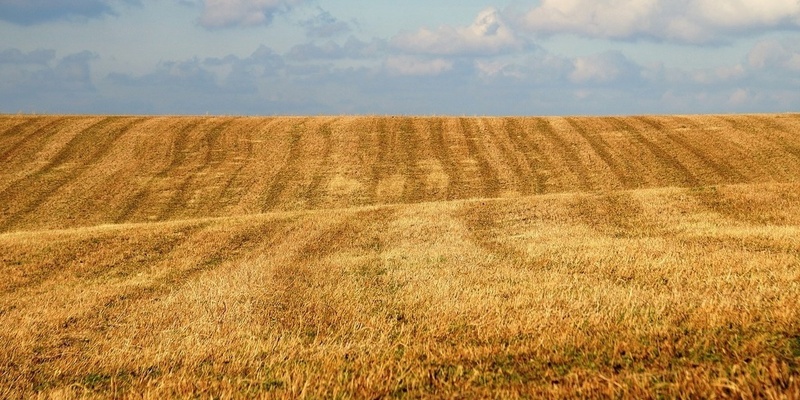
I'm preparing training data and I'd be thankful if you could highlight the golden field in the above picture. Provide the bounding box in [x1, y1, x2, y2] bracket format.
[1, 114, 799, 398]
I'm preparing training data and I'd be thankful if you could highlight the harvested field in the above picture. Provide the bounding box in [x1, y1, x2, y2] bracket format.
[1, 114, 799, 398]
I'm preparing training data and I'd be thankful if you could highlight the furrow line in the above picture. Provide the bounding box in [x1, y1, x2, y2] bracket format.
[368, 119, 393, 203]
[0, 116, 76, 165]
[485, 119, 535, 196]
[1, 223, 207, 295]
[158, 118, 235, 220]
[459, 202, 548, 270]
[668, 117, 748, 184]
[168, 217, 295, 283]
[296, 208, 393, 263]
[749, 115, 800, 162]
[18, 218, 292, 359]
[306, 118, 337, 208]
[0, 117, 46, 155]
[715, 116, 776, 182]
[262, 119, 307, 211]
[114, 118, 205, 223]
[0, 117, 146, 231]
[538, 118, 593, 191]
[156, 118, 204, 178]
[459, 118, 502, 198]
[399, 117, 426, 203]
[215, 118, 265, 210]
[428, 117, 466, 200]
[616, 117, 699, 187]
[503, 118, 550, 194]
[569, 191, 661, 239]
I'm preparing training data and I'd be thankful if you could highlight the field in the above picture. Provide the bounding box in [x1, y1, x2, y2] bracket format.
[1, 114, 799, 398]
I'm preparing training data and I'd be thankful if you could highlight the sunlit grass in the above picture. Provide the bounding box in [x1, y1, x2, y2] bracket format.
[1, 114, 799, 397]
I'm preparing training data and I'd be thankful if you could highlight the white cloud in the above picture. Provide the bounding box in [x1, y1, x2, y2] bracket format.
[0, 49, 96, 103]
[0, 0, 139, 25]
[0, 48, 55, 64]
[569, 51, 641, 84]
[475, 60, 525, 79]
[391, 8, 526, 56]
[694, 0, 800, 28]
[384, 56, 453, 76]
[519, 0, 800, 44]
[747, 39, 800, 70]
[197, 0, 304, 29]
[286, 37, 385, 61]
[728, 88, 750, 105]
[300, 8, 351, 38]
[689, 64, 746, 84]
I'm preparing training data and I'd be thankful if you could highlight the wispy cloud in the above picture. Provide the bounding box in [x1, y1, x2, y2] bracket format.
[194, 0, 305, 29]
[0, 49, 96, 93]
[0, 0, 139, 25]
[569, 51, 643, 85]
[747, 38, 800, 71]
[392, 8, 527, 56]
[286, 37, 385, 61]
[384, 56, 454, 76]
[517, 0, 800, 44]
[2, 1, 800, 116]
[0, 48, 55, 64]
[299, 8, 351, 38]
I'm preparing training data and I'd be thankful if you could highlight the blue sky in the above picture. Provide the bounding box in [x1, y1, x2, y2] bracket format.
[1, 0, 799, 115]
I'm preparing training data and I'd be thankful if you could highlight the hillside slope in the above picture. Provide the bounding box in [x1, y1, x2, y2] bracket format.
[2, 114, 800, 232]
[1, 114, 799, 398]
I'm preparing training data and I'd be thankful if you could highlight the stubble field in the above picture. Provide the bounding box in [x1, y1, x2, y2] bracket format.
[1, 114, 799, 398]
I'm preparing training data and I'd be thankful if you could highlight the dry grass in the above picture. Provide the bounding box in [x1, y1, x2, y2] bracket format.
[1, 114, 799, 398]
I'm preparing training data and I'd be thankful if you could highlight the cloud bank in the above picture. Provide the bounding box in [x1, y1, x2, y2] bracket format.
[0, 0, 139, 25]
[2, 3, 800, 115]
[519, 0, 800, 43]
[392, 8, 527, 55]
[300, 8, 351, 38]
[7, 33, 799, 116]
[195, 0, 305, 28]
[747, 38, 800, 71]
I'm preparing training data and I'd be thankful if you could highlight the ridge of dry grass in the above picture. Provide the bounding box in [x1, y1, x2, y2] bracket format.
[1, 114, 799, 398]
[3, 114, 800, 232]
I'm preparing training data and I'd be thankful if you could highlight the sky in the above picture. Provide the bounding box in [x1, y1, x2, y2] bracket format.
[1, 0, 800, 115]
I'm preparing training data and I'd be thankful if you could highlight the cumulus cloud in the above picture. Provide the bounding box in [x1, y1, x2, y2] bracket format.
[0, 0, 139, 25]
[747, 38, 800, 70]
[689, 64, 746, 84]
[205, 45, 285, 92]
[474, 60, 526, 79]
[300, 8, 351, 38]
[392, 7, 527, 56]
[286, 37, 385, 61]
[384, 56, 453, 76]
[728, 88, 750, 105]
[5, 34, 800, 115]
[56, 51, 97, 84]
[197, 0, 305, 29]
[0, 49, 96, 100]
[109, 58, 218, 90]
[569, 51, 642, 84]
[518, 0, 800, 44]
[0, 48, 55, 64]
[0, 51, 102, 113]
[92, 41, 796, 115]
[110, 45, 290, 95]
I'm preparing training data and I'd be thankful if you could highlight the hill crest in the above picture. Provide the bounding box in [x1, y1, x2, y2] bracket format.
[2, 114, 800, 232]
